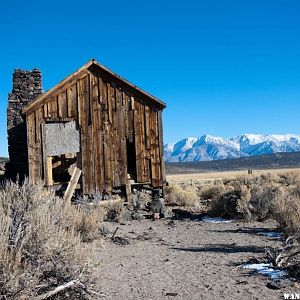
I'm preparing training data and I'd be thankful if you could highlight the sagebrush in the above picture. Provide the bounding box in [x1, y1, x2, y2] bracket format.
[199, 172, 300, 235]
[164, 185, 200, 207]
[0, 179, 104, 299]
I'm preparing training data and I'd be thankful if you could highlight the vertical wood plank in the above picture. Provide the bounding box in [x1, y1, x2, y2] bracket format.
[26, 113, 35, 182]
[124, 92, 129, 138]
[145, 106, 150, 150]
[119, 105, 127, 185]
[43, 103, 48, 118]
[92, 74, 104, 193]
[78, 76, 89, 194]
[150, 108, 158, 187]
[58, 91, 67, 118]
[134, 100, 143, 182]
[67, 84, 77, 118]
[158, 110, 166, 185]
[50, 97, 58, 118]
[47, 101, 51, 118]
[46, 157, 53, 186]
[107, 83, 113, 124]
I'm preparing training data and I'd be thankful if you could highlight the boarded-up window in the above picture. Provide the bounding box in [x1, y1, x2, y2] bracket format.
[45, 121, 80, 156]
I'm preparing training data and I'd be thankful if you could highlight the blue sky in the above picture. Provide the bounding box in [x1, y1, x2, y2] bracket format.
[0, 0, 300, 156]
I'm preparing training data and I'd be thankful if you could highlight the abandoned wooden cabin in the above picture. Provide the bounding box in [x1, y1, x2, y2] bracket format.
[7, 59, 166, 199]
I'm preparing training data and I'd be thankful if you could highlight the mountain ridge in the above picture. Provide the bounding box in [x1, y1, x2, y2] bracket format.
[164, 134, 300, 162]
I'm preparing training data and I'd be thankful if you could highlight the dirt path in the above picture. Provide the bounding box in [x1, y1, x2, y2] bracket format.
[96, 218, 293, 299]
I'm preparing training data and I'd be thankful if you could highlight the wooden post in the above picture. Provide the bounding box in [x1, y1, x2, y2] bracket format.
[46, 157, 53, 186]
[64, 167, 82, 203]
[125, 173, 132, 203]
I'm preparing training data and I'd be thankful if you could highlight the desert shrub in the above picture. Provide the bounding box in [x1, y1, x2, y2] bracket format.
[132, 191, 152, 210]
[294, 183, 300, 196]
[210, 186, 251, 219]
[54, 199, 105, 243]
[0, 179, 98, 299]
[164, 185, 199, 207]
[101, 198, 124, 222]
[273, 188, 300, 236]
[246, 185, 282, 221]
[200, 183, 227, 201]
[278, 172, 300, 186]
[72, 205, 104, 242]
[207, 174, 287, 221]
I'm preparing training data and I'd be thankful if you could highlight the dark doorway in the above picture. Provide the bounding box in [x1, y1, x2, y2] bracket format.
[126, 138, 137, 181]
[52, 154, 77, 184]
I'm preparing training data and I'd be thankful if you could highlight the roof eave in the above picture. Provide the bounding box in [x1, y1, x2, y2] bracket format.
[22, 59, 166, 115]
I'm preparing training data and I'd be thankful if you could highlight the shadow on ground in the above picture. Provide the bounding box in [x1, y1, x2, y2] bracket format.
[171, 208, 204, 221]
[209, 227, 280, 237]
[171, 243, 266, 254]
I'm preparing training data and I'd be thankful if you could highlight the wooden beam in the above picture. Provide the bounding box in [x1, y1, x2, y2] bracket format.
[125, 173, 132, 203]
[64, 167, 82, 203]
[46, 157, 53, 186]
[34, 279, 84, 300]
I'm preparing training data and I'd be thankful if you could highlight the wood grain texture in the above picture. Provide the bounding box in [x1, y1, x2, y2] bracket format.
[25, 68, 166, 196]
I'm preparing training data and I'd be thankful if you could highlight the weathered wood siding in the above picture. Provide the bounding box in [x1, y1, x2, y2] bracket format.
[26, 68, 165, 194]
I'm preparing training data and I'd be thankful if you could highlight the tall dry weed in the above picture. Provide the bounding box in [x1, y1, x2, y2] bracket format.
[0, 179, 99, 299]
[273, 188, 300, 236]
[165, 185, 199, 207]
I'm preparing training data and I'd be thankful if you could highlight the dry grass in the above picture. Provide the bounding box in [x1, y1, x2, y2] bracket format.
[164, 185, 200, 207]
[0, 179, 103, 299]
[167, 170, 300, 237]
[132, 191, 152, 210]
[273, 189, 300, 236]
[100, 197, 124, 222]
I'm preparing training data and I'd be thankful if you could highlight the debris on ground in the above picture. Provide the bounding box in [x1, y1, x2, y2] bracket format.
[110, 227, 130, 245]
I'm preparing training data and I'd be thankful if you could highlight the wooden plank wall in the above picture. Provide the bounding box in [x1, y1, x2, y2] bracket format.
[26, 69, 165, 193]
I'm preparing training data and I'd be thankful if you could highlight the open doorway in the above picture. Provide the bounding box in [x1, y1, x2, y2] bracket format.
[52, 153, 77, 184]
[126, 137, 137, 181]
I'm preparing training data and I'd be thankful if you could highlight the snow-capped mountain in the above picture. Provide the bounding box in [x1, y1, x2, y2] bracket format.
[164, 134, 300, 162]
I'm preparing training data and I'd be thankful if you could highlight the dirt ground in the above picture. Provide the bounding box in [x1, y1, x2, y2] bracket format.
[95, 217, 297, 300]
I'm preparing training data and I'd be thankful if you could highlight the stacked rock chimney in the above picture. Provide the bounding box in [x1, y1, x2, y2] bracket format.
[6, 69, 43, 180]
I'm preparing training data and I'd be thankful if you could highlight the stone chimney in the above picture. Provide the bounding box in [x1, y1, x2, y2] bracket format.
[5, 68, 43, 180]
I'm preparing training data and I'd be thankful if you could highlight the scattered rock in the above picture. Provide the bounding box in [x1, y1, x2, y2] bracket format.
[132, 212, 144, 221]
[120, 208, 132, 222]
[165, 292, 178, 296]
[167, 220, 176, 226]
[153, 212, 160, 220]
[111, 236, 130, 245]
[136, 232, 153, 241]
[266, 279, 293, 290]
[148, 198, 166, 218]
